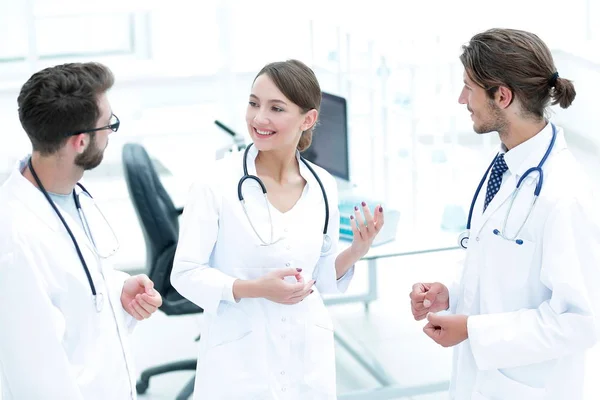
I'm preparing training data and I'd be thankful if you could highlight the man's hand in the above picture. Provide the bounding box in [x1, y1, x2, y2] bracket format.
[409, 282, 450, 320]
[121, 274, 163, 321]
[423, 312, 468, 348]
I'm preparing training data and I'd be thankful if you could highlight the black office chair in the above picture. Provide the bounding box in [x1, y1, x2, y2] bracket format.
[122, 142, 202, 400]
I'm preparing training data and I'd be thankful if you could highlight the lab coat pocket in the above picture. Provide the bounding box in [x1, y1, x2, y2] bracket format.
[201, 301, 270, 397]
[207, 301, 253, 347]
[473, 368, 546, 399]
[482, 232, 536, 290]
[303, 306, 336, 395]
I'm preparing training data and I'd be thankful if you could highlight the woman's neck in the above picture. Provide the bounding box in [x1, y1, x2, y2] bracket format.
[255, 147, 300, 184]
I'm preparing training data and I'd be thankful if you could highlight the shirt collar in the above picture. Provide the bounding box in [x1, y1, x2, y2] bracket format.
[502, 122, 554, 178]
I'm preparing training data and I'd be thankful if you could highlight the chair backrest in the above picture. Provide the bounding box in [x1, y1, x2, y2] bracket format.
[122, 143, 201, 315]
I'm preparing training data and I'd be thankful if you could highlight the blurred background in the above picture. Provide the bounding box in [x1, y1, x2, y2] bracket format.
[1, 0, 599, 398]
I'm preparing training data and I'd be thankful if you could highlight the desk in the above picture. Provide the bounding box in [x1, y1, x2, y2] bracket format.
[324, 233, 460, 400]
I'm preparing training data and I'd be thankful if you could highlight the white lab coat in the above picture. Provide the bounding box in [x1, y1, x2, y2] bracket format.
[448, 124, 600, 399]
[0, 159, 138, 400]
[171, 145, 354, 400]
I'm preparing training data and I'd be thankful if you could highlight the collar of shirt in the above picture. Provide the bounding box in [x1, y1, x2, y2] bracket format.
[501, 122, 554, 181]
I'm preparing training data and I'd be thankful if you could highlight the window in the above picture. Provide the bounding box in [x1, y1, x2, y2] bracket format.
[0, 1, 28, 63]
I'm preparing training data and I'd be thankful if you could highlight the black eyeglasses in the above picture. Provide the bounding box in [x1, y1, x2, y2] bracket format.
[64, 113, 120, 137]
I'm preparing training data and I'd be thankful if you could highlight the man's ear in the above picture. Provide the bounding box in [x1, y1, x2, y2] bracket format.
[495, 85, 513, 109]
[70, 133, 90, 154]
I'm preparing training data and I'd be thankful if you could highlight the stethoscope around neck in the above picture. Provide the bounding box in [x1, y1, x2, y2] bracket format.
[27, 157, 119, 312]
[458, 123, 557, 249]
[238, 143, 332, 254]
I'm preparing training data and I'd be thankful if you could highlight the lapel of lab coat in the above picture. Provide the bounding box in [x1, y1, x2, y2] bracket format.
[7, 164, 98, 258]
[470, 170, 516, 239]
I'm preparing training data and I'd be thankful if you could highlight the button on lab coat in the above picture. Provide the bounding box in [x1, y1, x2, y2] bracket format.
[171, 145, 353, 399]
[448, 125, 600, 400]
[0, 160, 138, 400]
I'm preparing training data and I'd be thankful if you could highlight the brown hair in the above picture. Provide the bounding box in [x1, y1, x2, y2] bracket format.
[17, 62, 115, 155]
[254, 59, 321, 151]
[460, 28, 575, 119]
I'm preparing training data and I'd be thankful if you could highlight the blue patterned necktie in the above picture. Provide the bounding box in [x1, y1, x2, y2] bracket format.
[484, 153, 509, 212]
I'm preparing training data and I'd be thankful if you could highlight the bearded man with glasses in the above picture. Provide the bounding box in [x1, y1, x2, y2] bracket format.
[0, 62, 162, 400]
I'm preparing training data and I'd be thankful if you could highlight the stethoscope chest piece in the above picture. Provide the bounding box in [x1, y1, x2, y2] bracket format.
[321, 234, 332, 253]
[458, 230, 469, 249]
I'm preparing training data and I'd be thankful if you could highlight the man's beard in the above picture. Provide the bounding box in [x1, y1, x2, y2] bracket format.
[474, 99, 508, 135]
[75, 135, 105, 170]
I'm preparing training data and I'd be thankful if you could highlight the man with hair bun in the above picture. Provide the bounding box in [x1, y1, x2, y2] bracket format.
[410, 28, 600, 399]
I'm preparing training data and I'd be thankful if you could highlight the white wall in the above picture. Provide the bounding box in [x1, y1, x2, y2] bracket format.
[553, 49, 600, 153]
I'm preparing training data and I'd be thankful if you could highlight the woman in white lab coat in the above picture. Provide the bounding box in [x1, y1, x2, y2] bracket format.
[410, 29, 600, 399]
[0, 62, 163, 400]
[171, 59, 385, 399]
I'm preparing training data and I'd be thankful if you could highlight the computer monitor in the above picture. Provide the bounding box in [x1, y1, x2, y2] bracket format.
[301, 92, 350, 181]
